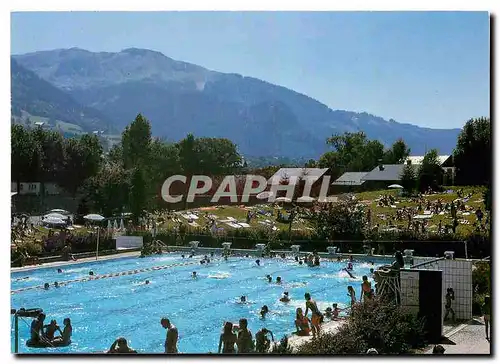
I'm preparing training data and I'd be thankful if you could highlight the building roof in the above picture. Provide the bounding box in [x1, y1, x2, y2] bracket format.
[361, 164, 419, 182]
[331, 172, 368, 186]
[406, 155, 450, 166]
[268, 168, 329, 184]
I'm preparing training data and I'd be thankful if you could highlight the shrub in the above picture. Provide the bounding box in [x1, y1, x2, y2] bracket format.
[297, 298, 426, 354]
[472, 261, 490, 315]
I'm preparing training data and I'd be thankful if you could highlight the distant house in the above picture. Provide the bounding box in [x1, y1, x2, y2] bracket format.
[11, 182, 61, 196]
[331, 172, 369, 186]
[406, 155, 456, 180]
[361, 164, 419, 184]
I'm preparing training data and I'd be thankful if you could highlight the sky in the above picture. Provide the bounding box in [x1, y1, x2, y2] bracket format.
[10, 11, 490, 129]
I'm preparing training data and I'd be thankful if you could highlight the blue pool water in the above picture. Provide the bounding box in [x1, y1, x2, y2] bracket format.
[11, 253, 388, 354]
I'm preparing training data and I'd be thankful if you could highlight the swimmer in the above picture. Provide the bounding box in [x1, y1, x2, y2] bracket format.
[57, 268, 62, 273]
[240, 296, 247, 304]
[192, 272, 197, 278]
[15, 277, 29, 281]
[206, 258, 210, 263]
[280, 292, 290, 303]
[299, 261, 303, 265]
[89, 271, 94, 276]
[332, 303, 341, 319]
[200, 260, 205, 265]
[44, 283, 50, 290]
[347, 262, 353, 270]
[256, 259, 260, 266]
[181, 254, 185, 259]
[245, 254, 249, 258]
[54, 281, 59, 288]
[145, 280, 150, 285]
[281, 253, 286, 259]
[295, 256, 299, 262]
[343, 268, 356, 279]
[370, 268, 374, 276]
[255, 328, 274, 353]
[260, 305, 269, 318]
[276, 276, 282, 284]
[204, 255, 208, 261]
[188, 254, 194, 258]
[210, 252, 214, 257]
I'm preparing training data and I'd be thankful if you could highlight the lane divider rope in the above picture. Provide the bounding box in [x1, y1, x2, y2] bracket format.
[11, 260, 202, 294]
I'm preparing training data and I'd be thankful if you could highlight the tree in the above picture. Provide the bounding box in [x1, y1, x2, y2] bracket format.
[121, 113, 152, 169]
[85, 162, 129, 217]
[383, 138, 411, 164]
[308, 199, 366, 240]
[418, 149, 443, 191]
[400, 163, 417, 193]
[59, 134, 103, 196]
[128, 167, 147, 224]
[11, 124, 36, 192]
[453, 117, 491, 186]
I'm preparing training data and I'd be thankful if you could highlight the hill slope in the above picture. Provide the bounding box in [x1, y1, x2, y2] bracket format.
[13, 48, 461, 157]
[11, 57, 114, 133]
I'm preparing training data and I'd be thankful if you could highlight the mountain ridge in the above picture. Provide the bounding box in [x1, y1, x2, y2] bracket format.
[12, 48, 462, 157]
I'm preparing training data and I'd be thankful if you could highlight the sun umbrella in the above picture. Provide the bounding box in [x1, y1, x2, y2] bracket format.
[49, 209, 70, 215]
[44, 213, 66, 220]
[388, 184, 404, 189]
[43, 216, 67, 226]
[120, 219, 125, 230]
[84, 214, 105, 222]
[113, 219, 118, 230]
[256, 191, 273, 200]
[107, 219, 112, 232]
[84, 214, 105, 260]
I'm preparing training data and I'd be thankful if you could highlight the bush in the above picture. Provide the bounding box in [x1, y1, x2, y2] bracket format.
[472, 261, 490, 315]
[297, 298, 426, 354]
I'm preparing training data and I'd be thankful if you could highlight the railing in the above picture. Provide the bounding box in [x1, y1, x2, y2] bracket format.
[410, 256, 445, 269]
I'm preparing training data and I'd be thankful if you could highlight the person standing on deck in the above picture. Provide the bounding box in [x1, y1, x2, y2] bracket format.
[161, 318, 179, 353]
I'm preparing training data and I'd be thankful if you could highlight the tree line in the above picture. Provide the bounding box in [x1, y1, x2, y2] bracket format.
[11, 114, 491, 220]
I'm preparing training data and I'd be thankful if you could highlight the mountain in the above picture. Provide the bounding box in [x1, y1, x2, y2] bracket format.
[12, 48, 462, 157]
[11, 57, 114, 133]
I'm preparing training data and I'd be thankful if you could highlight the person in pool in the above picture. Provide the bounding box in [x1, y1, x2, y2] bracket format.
[304, 293, 322, 337]
[276, 276, 282, 284]
[346, 262, 354, 271]
[255, 328, 274, 353]
[218, 322, 237, 354]
[294, 308, 311, 336]
[236, 318, 254, 353]
[280, 292, 290, 303]
[43, 320, 61, 342]
[145, 280, 150, 285]
[44, 283, 50, 290]
[369, 268, 375, 276]
[343, 268, 356, 279]
[332, 303, 341, 319]
[360, 275, 372, 302]
[192, 272, 197, 278]
[240, 296, 247, 304]
[347, 286, 356, 309]
[57, 268, 63, 273]
[108, 337, 137, 353]
[54, 281, 59, 288]
[161, 318, 179, 354]
[30, 313, 46, 345]
[224, 255, 228, 261]
[266, 275, 272, 283]
[210, 252, 214, 257]
[299, 260, 303, 265]
[256, 259, 261, 266]
[52, 318, 72, 346]
[89, 271, 94, 276]
[260, 305, 269, 318]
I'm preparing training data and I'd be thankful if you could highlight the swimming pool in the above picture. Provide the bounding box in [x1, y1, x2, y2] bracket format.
[11, 253, 388, 354]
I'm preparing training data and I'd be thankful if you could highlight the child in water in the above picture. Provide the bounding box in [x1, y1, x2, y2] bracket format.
[280, 292, 290, 303]
[260, 305, 269, 318]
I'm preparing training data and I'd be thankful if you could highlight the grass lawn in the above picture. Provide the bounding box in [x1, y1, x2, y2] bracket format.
[155, 186, 487, 236]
